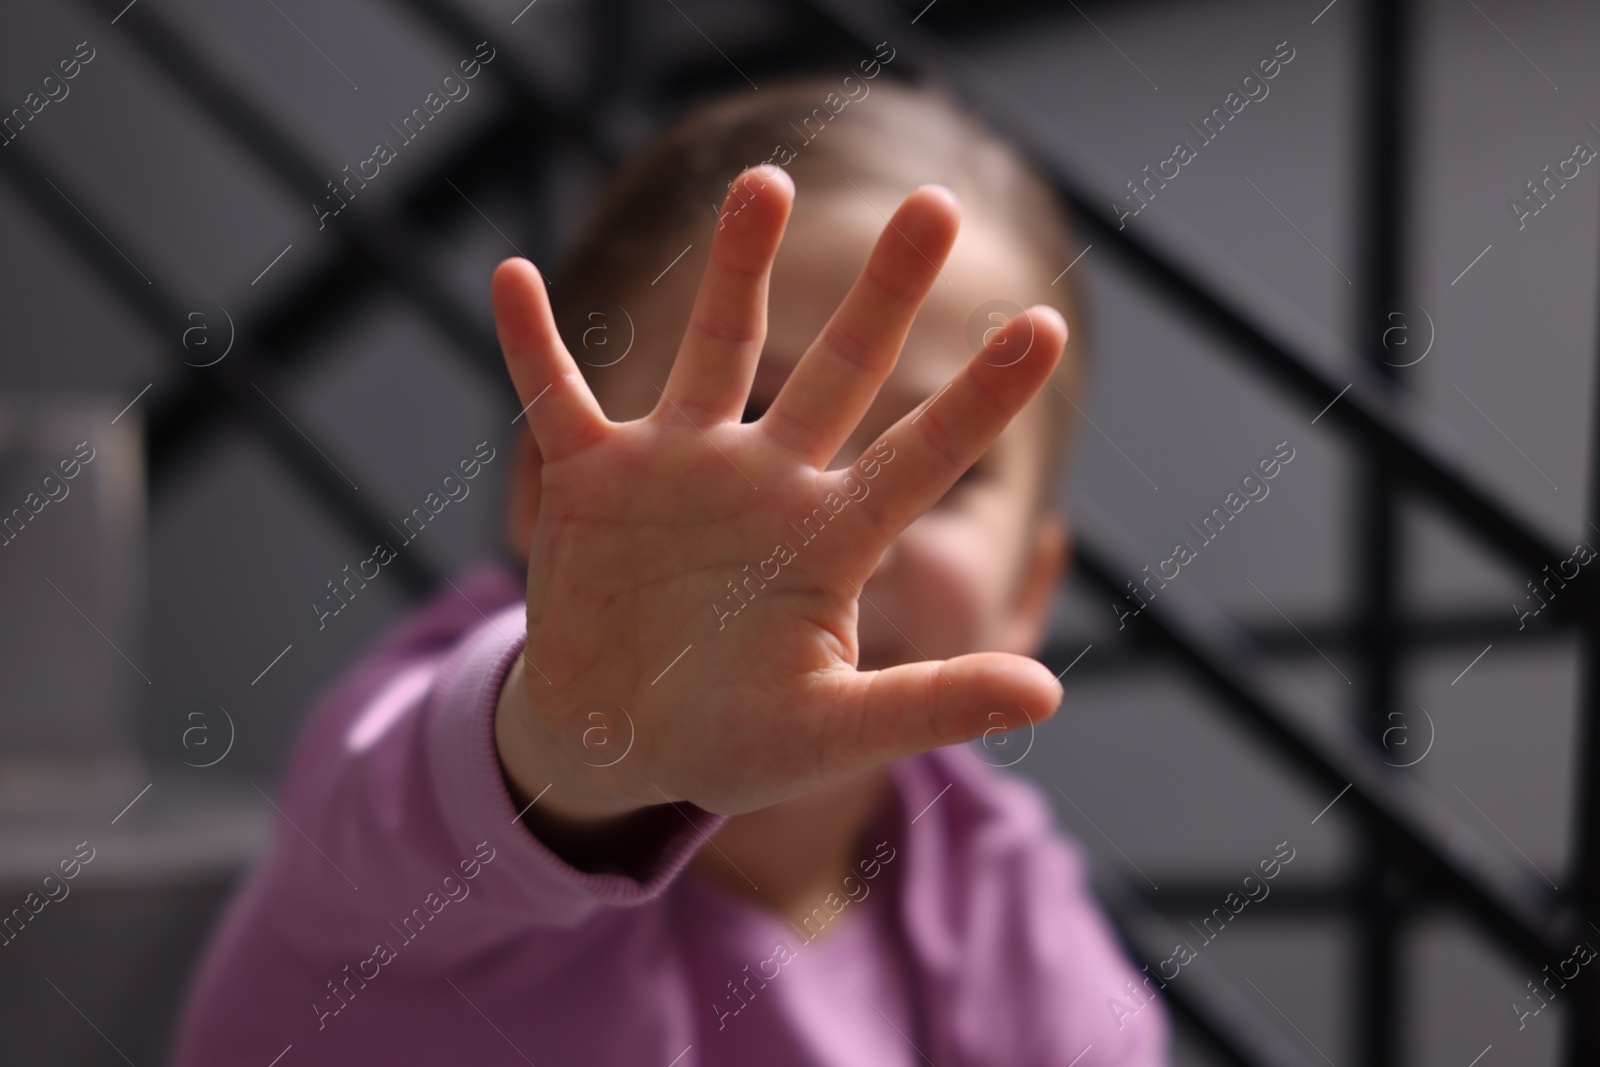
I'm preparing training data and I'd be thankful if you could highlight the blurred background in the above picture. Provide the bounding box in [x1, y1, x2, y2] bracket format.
[1, 0, 1596, 1064]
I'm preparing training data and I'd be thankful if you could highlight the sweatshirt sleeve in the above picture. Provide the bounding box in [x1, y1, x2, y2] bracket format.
[258, 601, 728, 961]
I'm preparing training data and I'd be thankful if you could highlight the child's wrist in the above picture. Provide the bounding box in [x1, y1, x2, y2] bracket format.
[494, 658, 701, 876]
[492, 656, 650, 825]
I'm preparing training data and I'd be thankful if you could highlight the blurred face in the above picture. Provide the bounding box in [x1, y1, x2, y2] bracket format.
[510, 192, 1069, 672]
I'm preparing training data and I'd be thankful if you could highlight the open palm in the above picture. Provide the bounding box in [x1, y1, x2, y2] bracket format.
[493, 164, 1067, 821]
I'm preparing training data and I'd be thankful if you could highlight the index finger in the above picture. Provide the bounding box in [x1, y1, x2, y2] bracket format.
[493, 258, 611, 462]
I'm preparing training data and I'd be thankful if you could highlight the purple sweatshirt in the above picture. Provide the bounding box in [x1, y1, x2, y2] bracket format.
[174, 563, 1169, 1066]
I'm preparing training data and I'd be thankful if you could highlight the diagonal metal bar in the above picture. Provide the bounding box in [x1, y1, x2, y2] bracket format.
[384, 0, 621, 165]
[146, 109, 534, 495]
[388, 0, 620, 164]
[1096, 873, 1328, 1067]
[110, 0, 620, 496]
[797, 0, 1591, 624]
[78, 0, 516, 393]
[0, 142, 441, 598]
[1070, 529, 1569, 971]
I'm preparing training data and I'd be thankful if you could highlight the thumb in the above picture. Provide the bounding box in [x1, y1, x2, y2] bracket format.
[815, 652, 1064, 776]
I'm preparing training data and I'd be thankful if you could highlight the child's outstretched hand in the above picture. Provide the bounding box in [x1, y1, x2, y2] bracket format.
[492, 164, 1067, 838]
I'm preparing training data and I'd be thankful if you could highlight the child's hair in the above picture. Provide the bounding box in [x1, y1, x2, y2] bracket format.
[550, 74, 1089, 514]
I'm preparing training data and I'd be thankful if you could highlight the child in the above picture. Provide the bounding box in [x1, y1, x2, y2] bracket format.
[174, 75, 1169, 1066]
